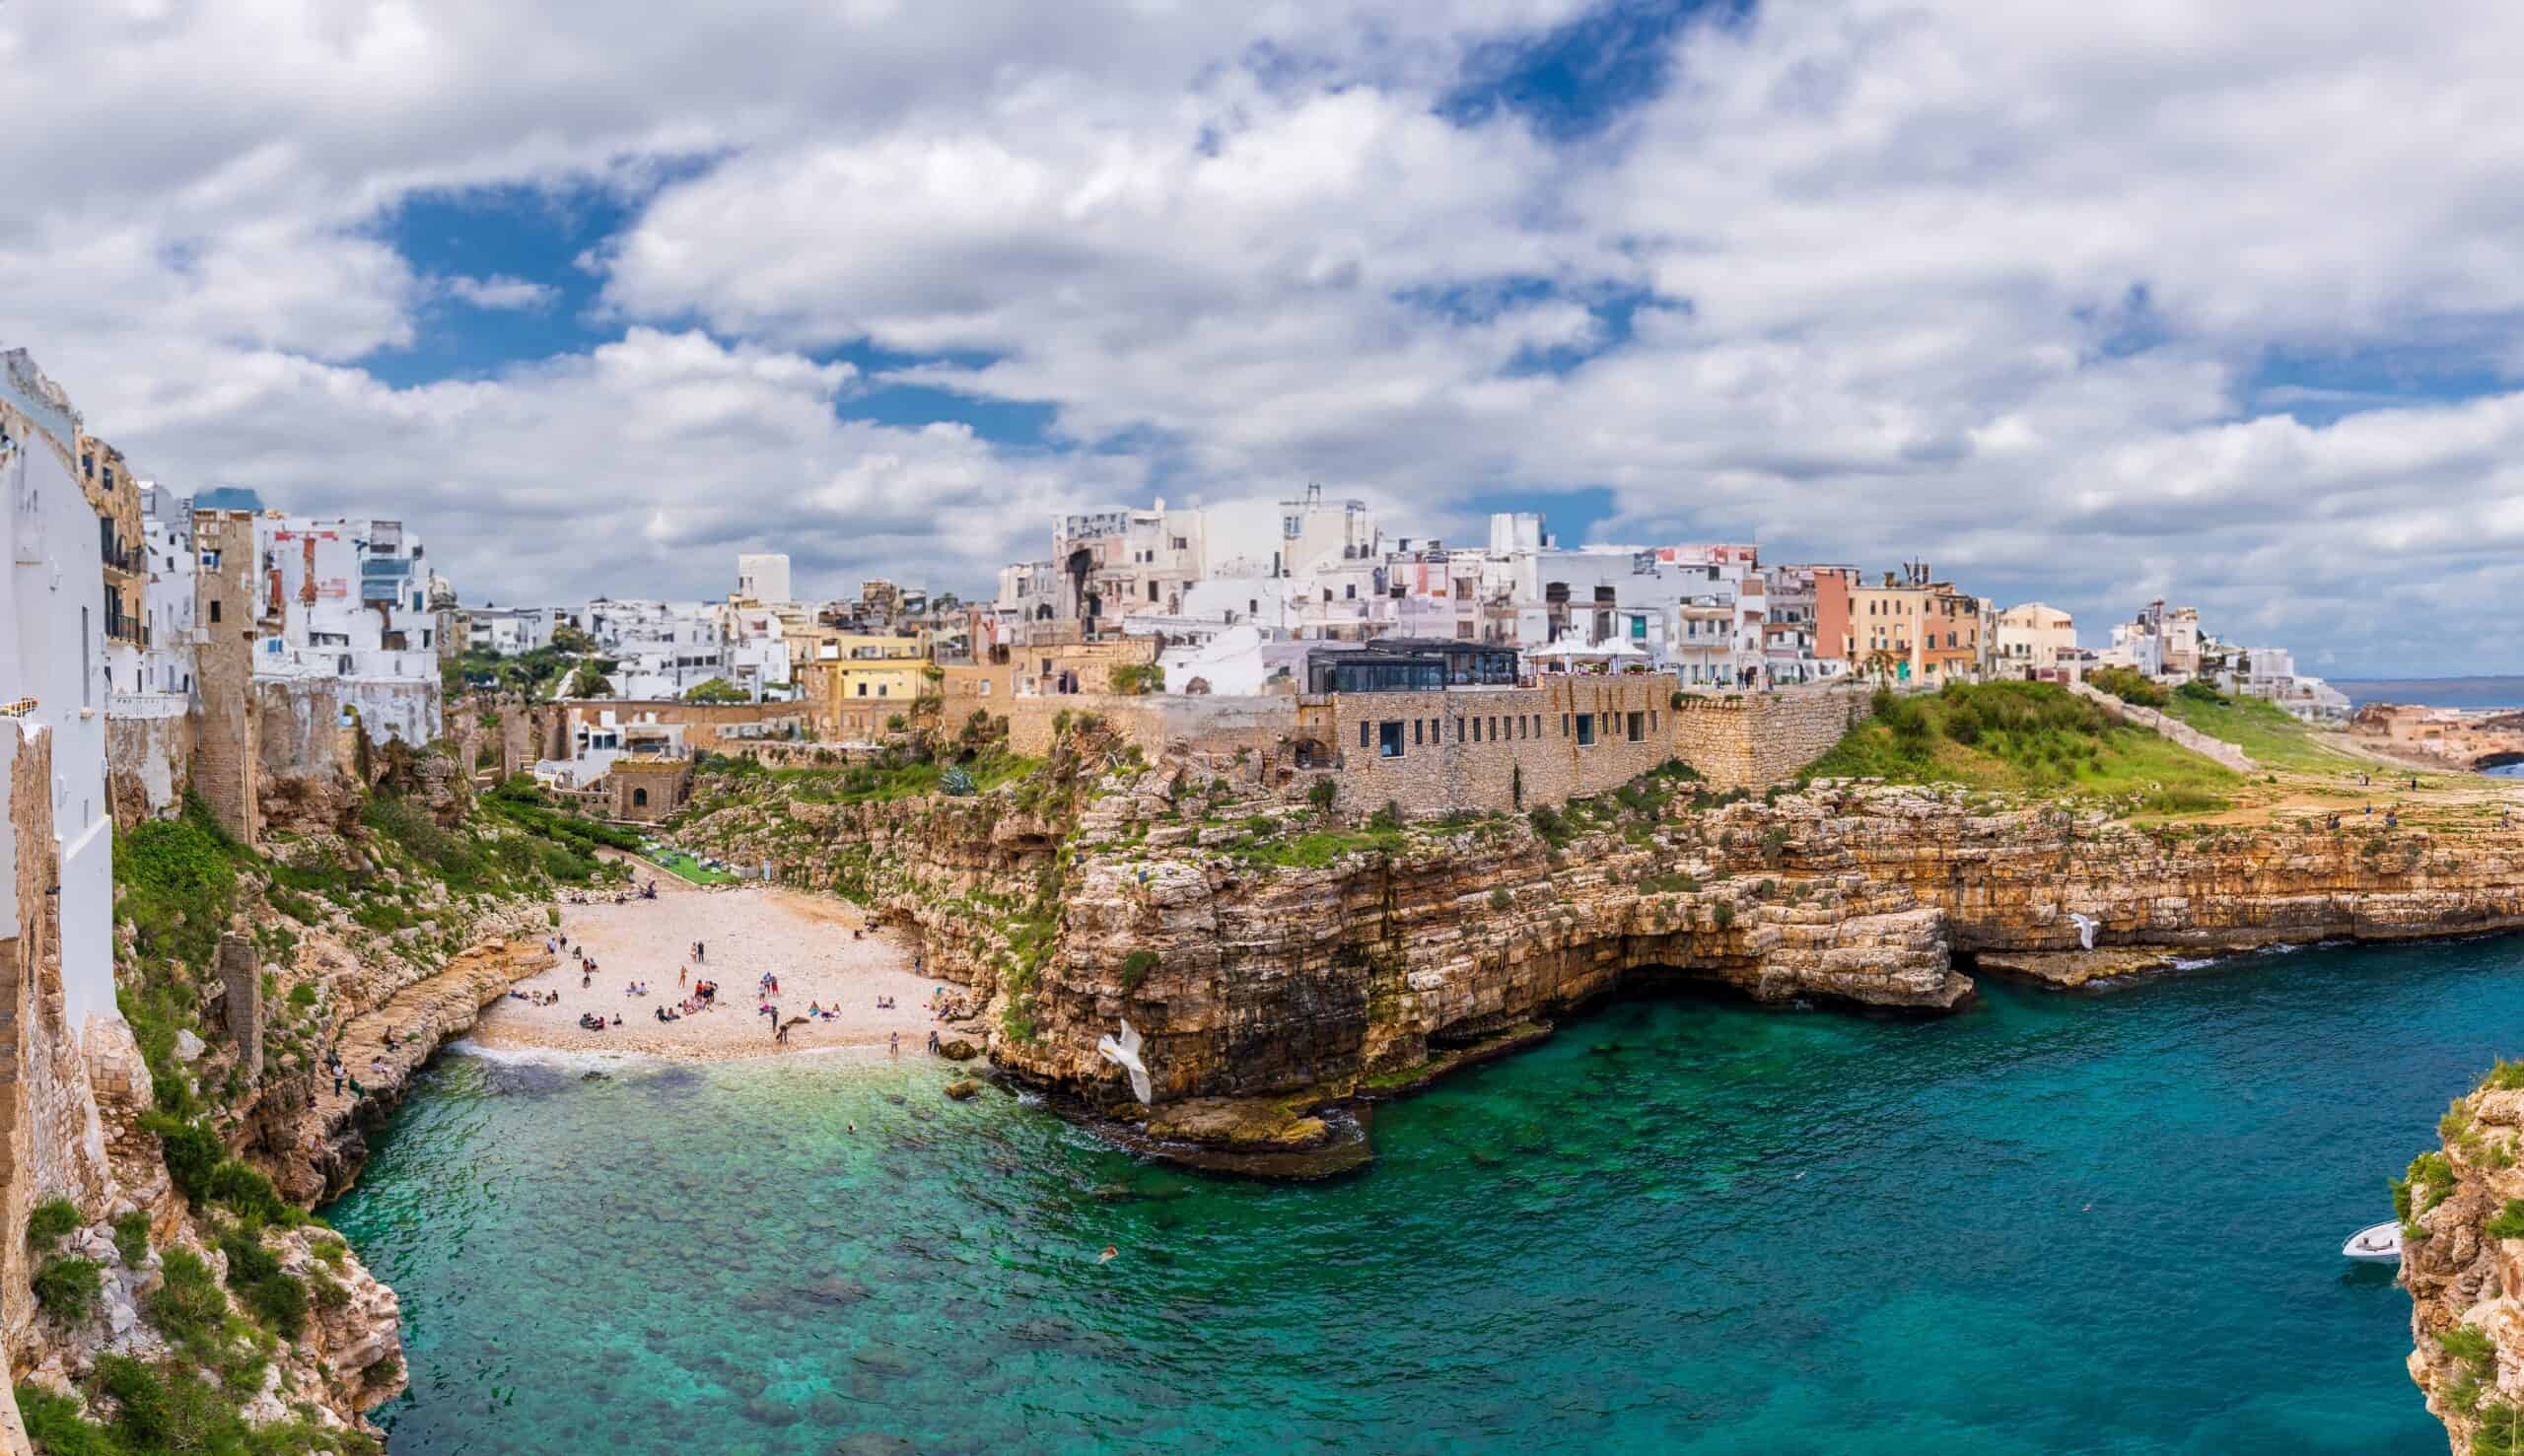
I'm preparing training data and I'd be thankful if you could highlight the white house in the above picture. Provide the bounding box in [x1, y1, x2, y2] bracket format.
[2, 348, 124, 1037]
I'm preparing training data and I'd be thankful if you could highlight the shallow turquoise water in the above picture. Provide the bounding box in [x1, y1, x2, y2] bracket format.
[324, 939, 2524, 1454]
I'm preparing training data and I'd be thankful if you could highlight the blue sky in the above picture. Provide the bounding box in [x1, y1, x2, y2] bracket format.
[8, 0, 2523, 675]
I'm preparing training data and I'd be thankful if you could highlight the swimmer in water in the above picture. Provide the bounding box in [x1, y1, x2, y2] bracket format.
[1097, 1245, 1118, 1264]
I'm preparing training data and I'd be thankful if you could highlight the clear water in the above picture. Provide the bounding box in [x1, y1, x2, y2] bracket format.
[324, 939, 2524, 1454]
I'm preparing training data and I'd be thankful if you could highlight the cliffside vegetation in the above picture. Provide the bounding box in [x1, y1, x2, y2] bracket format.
[1808, 682, 2238, 812]
[2156, 684, 2362, 774]
[64, 759, 622, 1452]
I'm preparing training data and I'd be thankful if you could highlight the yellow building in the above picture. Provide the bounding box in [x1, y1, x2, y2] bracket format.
[804, 633, 932, 737]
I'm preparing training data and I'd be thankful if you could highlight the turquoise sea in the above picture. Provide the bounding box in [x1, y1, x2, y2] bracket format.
[323, 939, 2524, 1455]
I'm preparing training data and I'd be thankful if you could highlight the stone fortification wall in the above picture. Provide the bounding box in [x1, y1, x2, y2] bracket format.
[1297, 674, 1674, 818]
[192, 511, 261, 843]
[1005, 693, 1296, 760]
[103, 708, 195, 823]
[1668, 686, 1872, 790]
[2068, 680, 2256, 772]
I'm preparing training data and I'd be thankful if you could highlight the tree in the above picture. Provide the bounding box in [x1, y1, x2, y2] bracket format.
[565, 662, 615, 699]
[681, 677, 748, 704]
[551, 624, 596, 654]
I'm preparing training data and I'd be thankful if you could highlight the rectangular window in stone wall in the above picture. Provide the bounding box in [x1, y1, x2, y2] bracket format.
[1488, 716, 1499, 740]
[1413, 719, 1424, 746]
[1576, 713, 1595, 746]
[1627, 711, 1646, 741]
[1455, 716, 1465, 741]
[1649, 710, 1658, 732]
[1378, 721, 1405, 758]
[1531, 714, 1541, 737]
[1561, 713, 1570, 736]
[1359, 721, 1371, 750]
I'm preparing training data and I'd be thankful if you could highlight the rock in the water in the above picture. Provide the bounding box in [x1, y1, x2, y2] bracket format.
[939, 1039, 980, 1061]
[943, 1079, 980, 1100]
[1145, 1097, 1331, 1151]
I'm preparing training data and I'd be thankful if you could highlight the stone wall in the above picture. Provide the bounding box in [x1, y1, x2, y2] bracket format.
[1297, 674, 1675, 818]
[2067, 679, 2257, 772]
[607, 758, 693, 822]
[1668, 685, 1873, 790]
[549, 699, 813, 757]
[103, 709, 195, 823]
[1005, 692, 1297, 759]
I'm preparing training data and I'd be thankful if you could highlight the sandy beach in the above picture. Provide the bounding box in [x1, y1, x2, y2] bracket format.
[471, 878, 953, 1061]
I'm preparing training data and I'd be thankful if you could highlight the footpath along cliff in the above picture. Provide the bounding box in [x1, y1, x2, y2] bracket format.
[671, 730, 2524, 1158]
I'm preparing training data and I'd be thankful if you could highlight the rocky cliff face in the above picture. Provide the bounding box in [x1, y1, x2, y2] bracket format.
[677, 752, 2524, 1147]
[2400, 1074, 2524, 1454]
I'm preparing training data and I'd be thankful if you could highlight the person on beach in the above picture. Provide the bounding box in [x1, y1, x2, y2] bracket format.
[333, 1071, 344, 1096]
[678, 966, 687, 988]
[889, 1031, 900, 1056]
[927, 1030, 942, 1055]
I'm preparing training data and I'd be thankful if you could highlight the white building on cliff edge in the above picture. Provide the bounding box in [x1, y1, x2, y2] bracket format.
[2, 348, 125, 1040]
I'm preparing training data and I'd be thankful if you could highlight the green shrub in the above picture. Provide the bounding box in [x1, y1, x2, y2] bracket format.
[147, 1116, 224, 1202]
[28, 1198, 81, 1249]
[2175, 679, 2224, 704]
[1712, 901, 1735, 929]
[1488, 888, 1513, 911]
[1367, 800, 1403, 832]
[2475, 1401, 2524, 1456]
[1120, 949, 1160, 992]
[205, 1160, 295, 1227]
[2090, 666, 2168, 709]
[1305, 778, 1337, 811]
[242, 1269, 307, 1341]
[2489, 1200, 2524, 1242]
[33, 1257, 102, 1322]
[110, 1211, 150, 1267]
[146, 1247, 229, 1353]
[2486, 1061, 2524, 1092]
[16, 1380, 113, 1456]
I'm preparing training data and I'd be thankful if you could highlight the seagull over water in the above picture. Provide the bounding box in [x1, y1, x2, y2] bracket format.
[1097, 1019, 1153, 1104]
[2068, 913, 2099, 952]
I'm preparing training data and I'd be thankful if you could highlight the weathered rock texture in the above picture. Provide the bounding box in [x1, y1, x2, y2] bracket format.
[2401, 1077, 2524, 1454]
[677, 746, 2524, 1134]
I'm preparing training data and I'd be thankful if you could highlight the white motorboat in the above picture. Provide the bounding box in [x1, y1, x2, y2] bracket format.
[2343, 1220, 2403, 1263]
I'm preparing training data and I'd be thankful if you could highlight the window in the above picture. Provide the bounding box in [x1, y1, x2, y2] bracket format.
[1378, 721, 1405, 757]
[633, 788, 650, 807]
[1413, 720, 1424, 746]
[1344, 585, 1356, 599]
[1454, 716, 1465, 741]
[1532, 715, 1541, 736]
[208, 599, 222, 624]
[80, 607, 91, 707]
[1470, 717, 1480, 742]
[1359, 721, 1372, 749]
[1626, 711, 1646, 742]
[1649, 710, 1659, 732]
[1561, 714, 1570, 736]
[1149, 582, 1159, 602]
[857, 683, 867, 696]
[1576, 713, 1595, 746]
[1488, 716, 1499, 740]
[978, 680, 991, 697]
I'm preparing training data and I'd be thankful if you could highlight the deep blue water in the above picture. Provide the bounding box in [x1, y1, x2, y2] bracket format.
[324, 939, 2524, 1454]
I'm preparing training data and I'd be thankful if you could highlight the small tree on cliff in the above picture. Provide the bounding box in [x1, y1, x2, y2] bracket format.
[681, 677, 747, 704]
[564, 662, 615, 699]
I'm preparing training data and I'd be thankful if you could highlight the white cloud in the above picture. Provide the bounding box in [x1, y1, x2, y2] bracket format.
[444, 275, 558, 312]
[4, 0, 2524, 669]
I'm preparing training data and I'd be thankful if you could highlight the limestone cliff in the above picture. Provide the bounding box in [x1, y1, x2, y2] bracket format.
[671, 745, 2524, 1150]
[2400, 1073, 2524, 1455]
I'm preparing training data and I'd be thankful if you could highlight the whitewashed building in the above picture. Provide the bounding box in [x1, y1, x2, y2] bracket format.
[2, 349, 124, 1036]
[249, 514, 445, 744]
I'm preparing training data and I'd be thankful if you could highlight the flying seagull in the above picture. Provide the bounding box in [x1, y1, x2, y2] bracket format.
[1097, 1019, 1153, 1104]
[2068, 913, 2099, 952]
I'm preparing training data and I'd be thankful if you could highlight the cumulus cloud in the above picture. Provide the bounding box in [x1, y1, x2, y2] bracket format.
[444, 275, 558, 312]
[3, 0, 2522, 669]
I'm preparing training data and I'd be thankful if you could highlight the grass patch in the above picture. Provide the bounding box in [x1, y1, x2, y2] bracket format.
[1809, 681, 2240, 811]
[2160, 688, 2358, 774]
[647, 848, 739, 886]
[28, 1198, 81, 1248]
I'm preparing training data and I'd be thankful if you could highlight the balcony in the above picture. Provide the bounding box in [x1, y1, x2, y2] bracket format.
[106, 610, 146, 645]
